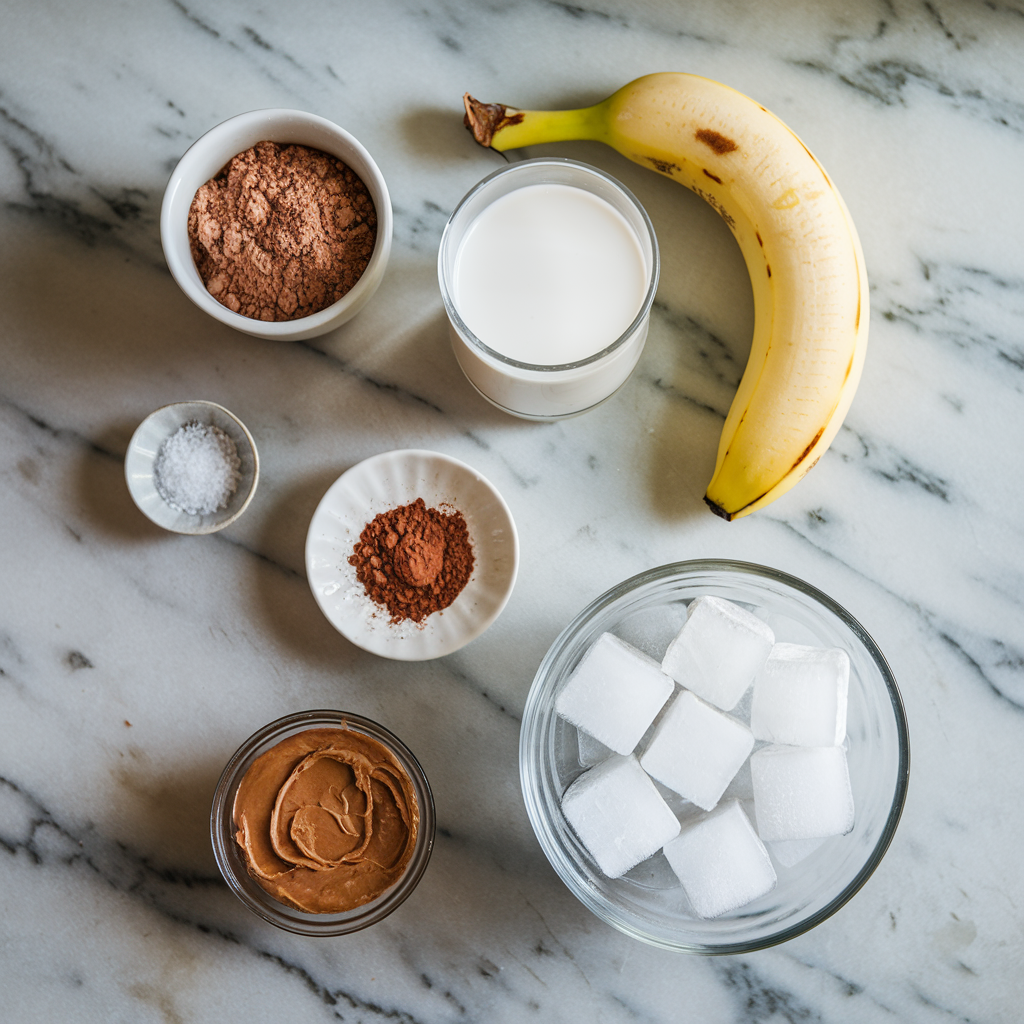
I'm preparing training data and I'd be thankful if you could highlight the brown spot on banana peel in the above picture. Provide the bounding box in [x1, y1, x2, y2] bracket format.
[463, 94, 524, 148]
[706, 423, 829, 521]
[702, 168, 723, 184]
[695, 128, 738, 154]
[700, 119, 858, 523]
[842, 353, 855, 384]
[646, 156, 681, 176]
[793, 426, 826, 470]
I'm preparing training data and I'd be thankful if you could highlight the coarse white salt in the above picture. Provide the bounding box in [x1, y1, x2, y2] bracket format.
[153, 421, 241, 515]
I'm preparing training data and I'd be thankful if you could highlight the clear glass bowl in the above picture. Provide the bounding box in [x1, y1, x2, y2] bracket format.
[211, 710, 435, 935]
[520, 560, 910, 954]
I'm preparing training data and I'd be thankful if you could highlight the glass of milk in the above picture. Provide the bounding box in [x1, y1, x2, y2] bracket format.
[439, 159, 659, 420]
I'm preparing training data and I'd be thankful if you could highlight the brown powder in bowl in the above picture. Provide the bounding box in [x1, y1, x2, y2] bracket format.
[187, 140, 377, 322]
[349, 498, 475, 624]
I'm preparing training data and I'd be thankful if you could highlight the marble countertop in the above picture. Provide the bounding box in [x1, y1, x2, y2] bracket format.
[2, 0, 1022, 1020]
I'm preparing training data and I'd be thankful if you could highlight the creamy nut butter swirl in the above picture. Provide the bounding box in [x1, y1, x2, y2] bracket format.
[233, 727, 419, 913]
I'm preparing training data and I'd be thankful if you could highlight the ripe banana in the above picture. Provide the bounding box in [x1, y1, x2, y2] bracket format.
[463, 74, 868, 520]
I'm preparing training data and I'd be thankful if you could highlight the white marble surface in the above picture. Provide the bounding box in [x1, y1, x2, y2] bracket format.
[2, 0, 1022, 1020]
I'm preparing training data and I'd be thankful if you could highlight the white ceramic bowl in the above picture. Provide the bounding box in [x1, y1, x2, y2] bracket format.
[160, 108, 392, 340]
[521, 560, 910, 953]
[125, 401, 259, 534]
[305, 450, 519, 660]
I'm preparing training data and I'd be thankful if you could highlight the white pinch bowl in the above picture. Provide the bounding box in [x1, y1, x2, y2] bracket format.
[160, 108, 392, 340]
[305, 450, 519, 661]
[124, 400, 259, 535]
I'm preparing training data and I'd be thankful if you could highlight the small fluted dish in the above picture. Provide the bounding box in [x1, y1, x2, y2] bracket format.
[520, 560, 910, 954]
[124, 400, 258, 534]
[305, 449, 519, 660]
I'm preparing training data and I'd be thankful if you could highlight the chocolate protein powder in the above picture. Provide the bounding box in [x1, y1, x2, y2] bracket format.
[188, 140, 377, 322]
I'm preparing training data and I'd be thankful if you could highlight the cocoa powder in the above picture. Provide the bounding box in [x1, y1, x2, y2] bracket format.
[349, 498, 474, 624]
[187, 140, 376, 322]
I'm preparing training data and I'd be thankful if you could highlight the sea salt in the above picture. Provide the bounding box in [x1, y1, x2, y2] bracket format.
[153, 421, 241, 515]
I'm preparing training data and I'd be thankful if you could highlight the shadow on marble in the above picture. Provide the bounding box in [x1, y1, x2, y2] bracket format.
[0, 218, 250, 391]
[247, 466, 367, 665]
[646, 384, 729, 524]
[107, 747, 227, 878]
[74, 424, 177, 541]
[400, 105, 482, 166]
[398, 822, 608, 964]
[307, 256, 522, 432]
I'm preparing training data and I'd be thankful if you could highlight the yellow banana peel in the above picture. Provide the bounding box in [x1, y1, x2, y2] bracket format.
[463, 73, 868, 521]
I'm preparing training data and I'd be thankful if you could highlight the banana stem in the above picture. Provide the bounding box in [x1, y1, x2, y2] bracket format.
[463, 94, 605, 151]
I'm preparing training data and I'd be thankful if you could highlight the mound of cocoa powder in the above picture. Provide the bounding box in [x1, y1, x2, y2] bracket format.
[187, 140, 376, 322]
[349, 498, 475, 624]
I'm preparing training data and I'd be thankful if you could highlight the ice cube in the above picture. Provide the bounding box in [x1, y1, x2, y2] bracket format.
[561, 754, 681, 878]
[767, 836, 826, 868]
[751, 744, 855, 842]
[555, 633, 674, 755]
[662, 800, 777, 919]
[577, 728, 610, 767]
[751, 643, 849, 746]
[661, 596, 774, 711]
[639, 690, 754, 811]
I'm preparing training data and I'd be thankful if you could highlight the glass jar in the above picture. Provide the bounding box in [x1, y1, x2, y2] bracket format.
[211, 709, 434, 935]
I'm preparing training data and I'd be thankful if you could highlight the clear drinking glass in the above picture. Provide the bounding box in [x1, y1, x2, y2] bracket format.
[211, 710, 435, 935]
[520, 560, 910, 954]
[438, 158, 660, 420]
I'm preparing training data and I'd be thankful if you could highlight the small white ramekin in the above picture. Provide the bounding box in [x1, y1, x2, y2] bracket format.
[161, 109, 392, 341]
[124, 400, 259, 534]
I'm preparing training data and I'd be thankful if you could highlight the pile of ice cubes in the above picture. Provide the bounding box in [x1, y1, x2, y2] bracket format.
[555, 595, 853, 919]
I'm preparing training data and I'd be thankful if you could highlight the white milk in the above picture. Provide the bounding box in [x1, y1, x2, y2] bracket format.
[452, 183, 648, 365]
